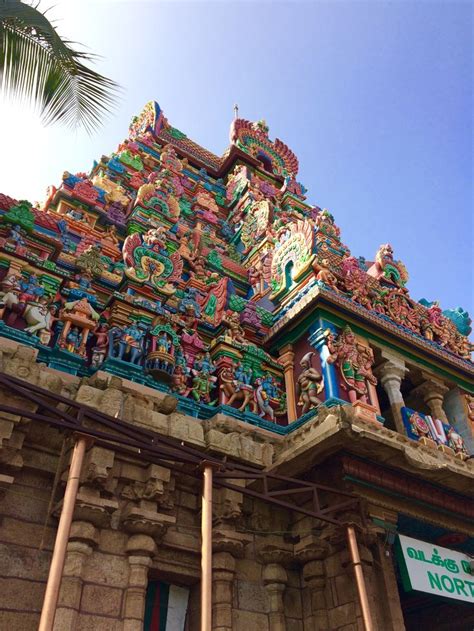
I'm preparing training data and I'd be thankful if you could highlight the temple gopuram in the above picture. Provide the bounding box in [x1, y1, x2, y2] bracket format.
[0, 101, 473, 631]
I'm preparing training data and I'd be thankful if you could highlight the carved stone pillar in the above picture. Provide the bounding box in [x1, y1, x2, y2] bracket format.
[278, 344, 297, 422]
[263, 563, 288, 631]
[374, 538, 406, 631]
[416, 373, 449, 423]
[54, 521, 99, 630]
[374, 353, 407, 433]
[123, 534, 155, 631]
[302, 559, 328, 630]
[296, 535, 330, 631]
[212, 551, 235, 631]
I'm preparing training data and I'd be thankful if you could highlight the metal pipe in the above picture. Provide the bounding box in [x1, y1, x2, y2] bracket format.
[39, 435, 88, 631]
[201, 463, 213, 631]
[346, 525, 374, 631]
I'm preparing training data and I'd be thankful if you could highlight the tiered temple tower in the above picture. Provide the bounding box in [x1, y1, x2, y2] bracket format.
[0, 102, 472, 630]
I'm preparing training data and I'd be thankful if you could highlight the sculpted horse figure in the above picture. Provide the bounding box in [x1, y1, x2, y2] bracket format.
[24, 300, 56, 344]
[220, 366, 257, 413]
[0, 290, 20, 310]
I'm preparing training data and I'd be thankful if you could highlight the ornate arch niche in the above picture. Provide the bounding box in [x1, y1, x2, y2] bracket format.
[270, 219, 315, 299]
[230, 118, 299, 178]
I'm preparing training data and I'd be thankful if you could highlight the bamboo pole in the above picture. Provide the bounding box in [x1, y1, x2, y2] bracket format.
[201, 463, 213, 631]
[346, 525, 374, 631]
[39, 435, 88, 631]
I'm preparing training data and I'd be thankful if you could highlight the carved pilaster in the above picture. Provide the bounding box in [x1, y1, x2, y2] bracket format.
[123, 534, 155, 631]
[54, 521, 99, 630]
[278, 344, 297, 422]
[295, 534, 331, 631]
[263, 563, 288, 631]
[302, 559, 329, 630]
[212, 552, 236, 631]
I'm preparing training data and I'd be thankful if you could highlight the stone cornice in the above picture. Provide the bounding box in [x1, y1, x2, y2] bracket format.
[341, 455, 474, 524]
[272, 407, 474, 495]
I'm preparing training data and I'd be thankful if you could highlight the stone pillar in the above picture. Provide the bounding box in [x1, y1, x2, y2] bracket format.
[308, 324, 340, 400]
[302, 559, 328, 630]
[374, 353, 407, 433]
[212, 552, 235, 631]
[374, 538, 406, 631]
[123, 534, 156, 631]
[279, 344, 297, 422]
[418, 373, 449, 423]
[263, 563, 287, 631]
[54, 521, 98, 630]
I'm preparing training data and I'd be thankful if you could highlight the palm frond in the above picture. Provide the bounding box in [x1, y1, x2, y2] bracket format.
[0, 0, 120, 133]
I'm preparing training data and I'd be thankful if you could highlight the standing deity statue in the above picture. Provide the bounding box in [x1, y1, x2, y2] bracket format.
[255, 378, 274, 420]
[327, 326, 377, 404]
[296, 352, 324, 414]
[223, 311, 247, 345]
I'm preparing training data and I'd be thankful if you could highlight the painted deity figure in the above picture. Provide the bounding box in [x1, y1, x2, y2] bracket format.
[255, 378, 274, 420]
[66, 207, 84, 222]
[234, 361, 253, 386]
[157, 332, 171, 353]
[0, 273, 21, 315]
[194, 352, 215, 375]
[262, 374, 278, 399]
[66, 327, 81, 353]
[446, 427, 467, 455]
[8, 224, 26, 247]
[91, 323, 109, 368]
[190, 255, 209, 282]
[327, 326, 376, 403]
[296, 352, 324, 414]
[314, 258, 339, 292]
[110, 323, 146, 365]
[224, 311, 247, 345]
[19, 274, 45, 304]
[171, 365, 190, 396]
[219, 364, 256, 412]
[190, 372, 215, 405]
[247, 265, 263, 296]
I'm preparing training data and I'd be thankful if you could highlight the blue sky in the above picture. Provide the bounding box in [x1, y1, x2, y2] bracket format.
[0, 1, 472, 315]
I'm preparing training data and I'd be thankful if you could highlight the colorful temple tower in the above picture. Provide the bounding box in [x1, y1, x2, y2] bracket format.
[0, 102, 472, 630]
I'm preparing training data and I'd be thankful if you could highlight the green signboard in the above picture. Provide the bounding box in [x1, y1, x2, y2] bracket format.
[397, 534, 474, 604]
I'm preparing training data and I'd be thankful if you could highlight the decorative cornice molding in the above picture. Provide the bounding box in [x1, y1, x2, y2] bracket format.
[341, 455, 474, 520]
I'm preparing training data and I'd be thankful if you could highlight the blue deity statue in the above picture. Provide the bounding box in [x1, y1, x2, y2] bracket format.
[19, 274, 45, 303]
[234, 361, 252, 386]
[261, 374, 278, 398]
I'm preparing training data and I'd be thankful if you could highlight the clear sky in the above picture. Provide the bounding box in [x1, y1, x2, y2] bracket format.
[0, 0, 472, 316]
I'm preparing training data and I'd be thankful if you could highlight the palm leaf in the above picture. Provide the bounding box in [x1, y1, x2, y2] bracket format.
[0, 0, 120, 132]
